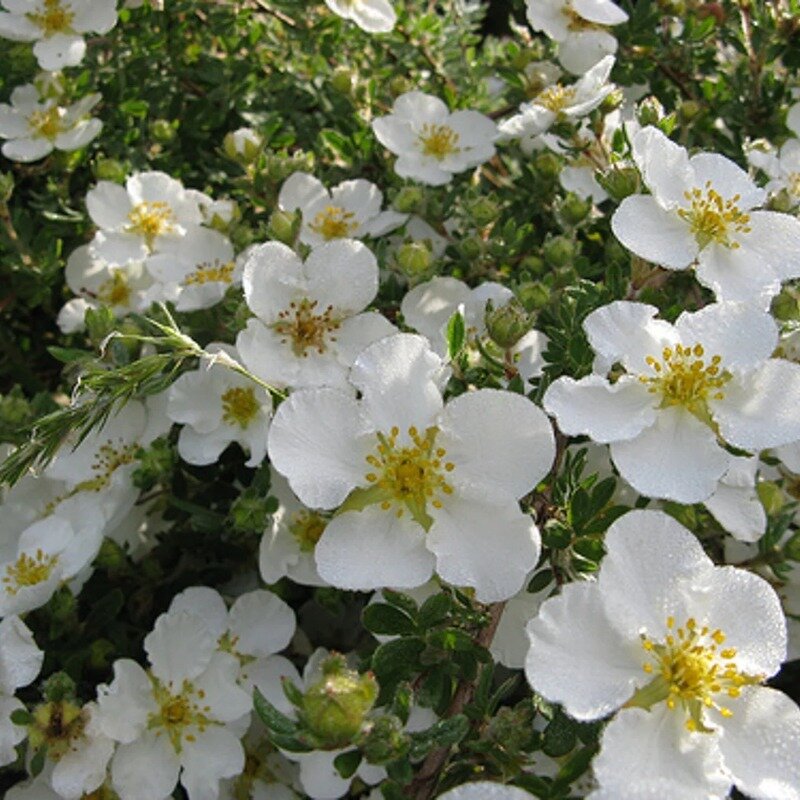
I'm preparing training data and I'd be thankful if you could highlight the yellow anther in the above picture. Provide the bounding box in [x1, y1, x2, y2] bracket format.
[3, 549, 59, 595]
[28, 106, 64, 140]
[221, 386, 259, 428]
[289, 510, 327, 553]
[96, 271, 132, 307]
[26, 0, 74, 35]
[417, 123, 460, 160]
[127, 201, 176, 247]
[273, 298, 340, 357]
[677, 181, 752, 248]
[183, 260, 235, 286]
[308, 205, 358, 240]
[535, 83, 577, 112]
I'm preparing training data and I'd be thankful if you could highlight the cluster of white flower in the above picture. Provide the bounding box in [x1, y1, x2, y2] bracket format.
[4, 1, 800, 799]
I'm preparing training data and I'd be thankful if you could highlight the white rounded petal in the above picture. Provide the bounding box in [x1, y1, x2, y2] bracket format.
[236, 318, 305, 390]
[400, 277, 470, 348]
[491, 589, 547, 670]
[438, 389, 554, 499]
[2, 136, 53, 162]
[611, 194, 698, 269]
[696, 244, 781, 310]
[303, 238, 378, 313]
[167, 369, 225, 432]
[278, 171, 328, 212]
[51, 723, 114, 799]
[674, 301, 778, 372]
[572, 0, 628, 24]
[167, 586, 228, 640]
[86, 181, 132, 229]
[583, 300, 679, 373]
[428, 495, 539, 602]
[0, 695, 27, 767]
[293, 749, 350, 800]
[689, 152, 765, 210]
[360, 209, 408, 237]
[228, 589, 296, 657]
[372, 115, 417, 157]
[242, 241, 305, 322]
[394, 153, 453, 186]
[349, 333, 445, 434]
[558, 29, 617, 75]
[713, 360, 800, 449]
[111, 732, 180, 800]
[718, 687, 800, 800]
[0, 12, 39, 41]
[592, 706, 729, 800]
[330, 179, 382, 221]
[737, 210, 800, 281]
[193, 652, 252, 722]
[90, 230, 148, 264]
[73, 0, 117, 32]
[96, 659, 154, 743]
[350, 0, 396, 32]
[180, 726, 245, 799]
[315, 506, 435, 591]
[686, 566, 786, 678]
[631, 126, 693, 207]
[437, 783, 538, 800]
[543, 375, 656, 443]
[598, 509, 713, 640]
[0, 105, 29, 138]
[54, 118, 102, 151]
[0, 615, 43, 693]
[704, 482, 766, 543]
[512, 329, 548, 382]
[267, 388, 373, 509]
[332, 311, 397, 367]
[525, 581, 643, 720]
[610, 406, 730, 503]
[144, 610, 216, 686]
[775, 441, 800, 473]
[177, 425, 232, 466]
[33, 32, 85, 69]
[393, 91, 449, 125]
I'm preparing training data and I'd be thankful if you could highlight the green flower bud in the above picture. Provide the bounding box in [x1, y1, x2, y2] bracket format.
[679, 100, 702, 122]
[360, 714, 409, 764]
[0, 171, 13, 202]
[466, 195, 500, 226]
[94, 538, 126, 570]
[757, 481, 785, 516]
[784, 530, 800, 562]
[533, 151, 561, 179]
[223, 127, 263, 163]
[331, 67, 356, 95]
[596, 164, 640, 202]
[769, 188, 797, 214]
[485, 298, 531, 348]
[93, 158, 127, 184]
[396, 241, 433, 280]
[771, 289, 800, 322]
[302, 654, 378, 748]
[393, 186, 425, 214]
[150, 118, 177, 143]
[520, 255, 546, 276]
[559, 192, 593, 225]
[599, 88, 624, 114]
[636, 96, 665, 127]
[42, 672, 77, 703]
[389, 76, 412, 96]
[459, 235, 483, 260]
[132, 436, 176, 491]
[485, 704, 537, 755]
[268, 208, 301, 245]
[543, 235, 575, 267]
[88, 639, 116, 671]
[230, 488, 272, 534]
[518, 281, 551, 311]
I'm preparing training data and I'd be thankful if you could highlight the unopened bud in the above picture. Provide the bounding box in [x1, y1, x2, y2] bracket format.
[93, 158, 127, 183]
[302, 654, 378, 748]
[331, 67, 356, 95]
[459, 235, 483, 260]
[396, 241, 433, 279]
[268, 208, 301, 245]
[518, 281, 551, 311]
[757, 481, 785, 515]
[150, 118, 177, 143]
[771, 289, 800, 322]
[636, 96, 665, 127]
[596, 164, 640, 202]
[533, 151, 562, 179]
[361, 714, 409, 764]
[543, 235, 575, 267]
[485, 298, 531, 348]
[466, 195, 500, 226]
[223, 127, 263, 162]
[393, 186, 425, 214]
[679, 100, 702, 122]
[230, 488, 272, 534]
[559, 192, 593, 225]
[599, 88, 624, 114]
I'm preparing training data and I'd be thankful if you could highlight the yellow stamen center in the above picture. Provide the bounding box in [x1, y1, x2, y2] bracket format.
[73, 439, 137, 493]
[126, 201, 176, 248]
[308, 205, 358, 240]
[535, 84, 577, 112]
[221, 386, 260, 428]
[27, 700, 87, 760]
[273, 298, 340, 357]
[418, 123, 460, 160]
[639, 342, 728, 413]
[27, 0, 74, 36]
[148, 677, 214, 753]
[28, 106, 64, 140]
[363, 425, 454, 528]
[676, 181, 752, 249]
[183, 260, 235, 286]
[289, 509, 328, 553]
[628, 616, 761, 731]
[96, 271, 132, 307]
[564, 6, 605, 32]
[3, 548, 59, 595]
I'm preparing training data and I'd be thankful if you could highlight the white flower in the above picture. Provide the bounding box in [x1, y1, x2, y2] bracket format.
[323, 0, 396, 33]
[438, 783, 537, 799]
[526, 509, 800, 800]
[167, 344, 271, 468]
[236, 239, 395, 391]
[498, 56, 615, 141]
[526, 0, 627, 75]
[401, 276, 547, 383]
[277, 172, 407, 248]
[166, 585, 296, 689]
[491, 584, 547, 670]
[543, 300, 800, 503]
[96, 611, 251, 800]
[747, 137, 800, 202]
[704, 455, 766, 543]
[372, 91, 498, 186]
[268, 333, 555, 601]
[57, 244, 154, 334]
[0, 0, 117, 70]
[145, 227, 241, 312]
[612, 126, 800, 309]
[0, 616, 43, 767]
[86, 171, 205, 264]
[0, 84, 101, 162]
[259, 469, 329, 587]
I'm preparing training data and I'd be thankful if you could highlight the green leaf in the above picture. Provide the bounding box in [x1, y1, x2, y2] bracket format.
[119, 98, 149, 118]
[30, 747, 46, 777]
[281, 676, 305, 709]
[542, 711, 578, 758]
[427, 627, 475, 652]
[550, 744, 599, 794]
[371, 637, 425, 693]
[10, 708, 32, 725]
[253, 687, 297, 736]
[333, 749, 362, 779]
[417, 592, 452, 629]
[381, 590, 419, 618]
[446, 310, 466, 360]
[527, 569, 553, 594]
[47, 346, 91, 363]
[363, 603, 417, 636]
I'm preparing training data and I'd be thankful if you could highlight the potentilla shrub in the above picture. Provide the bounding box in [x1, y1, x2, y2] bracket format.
[1, 1, 800, 799]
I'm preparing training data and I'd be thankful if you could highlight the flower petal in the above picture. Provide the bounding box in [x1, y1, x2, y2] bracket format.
[228, 589, 296, 657]
[144, 610, 216, 686]
[180, 726, 245, 799]
[111, 731, 180, 800]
